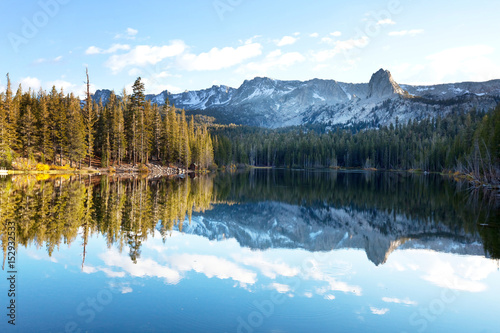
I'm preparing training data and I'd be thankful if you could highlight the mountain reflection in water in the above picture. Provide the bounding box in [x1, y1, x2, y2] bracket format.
[1, 170, 500, 333]
[1, 170, 498, 267]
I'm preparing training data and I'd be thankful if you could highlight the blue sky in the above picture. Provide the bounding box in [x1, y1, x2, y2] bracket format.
[1, 0, 499, 97]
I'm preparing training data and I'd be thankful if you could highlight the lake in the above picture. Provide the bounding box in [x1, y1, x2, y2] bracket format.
[0, 170, 499, 333]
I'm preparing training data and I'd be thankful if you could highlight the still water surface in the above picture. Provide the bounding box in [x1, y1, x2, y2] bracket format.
[0, 170, 499, 332]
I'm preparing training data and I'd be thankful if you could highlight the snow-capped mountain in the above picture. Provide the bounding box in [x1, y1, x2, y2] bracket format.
[148, 84, 235, 109]
[93, 69, 500, 128]
[173, 201, 486, 266]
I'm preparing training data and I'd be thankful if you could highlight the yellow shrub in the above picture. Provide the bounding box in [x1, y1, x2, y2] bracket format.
[36, 163, 51, 171]
[49, 164, 75, 171]
[36, 174, 50, 181]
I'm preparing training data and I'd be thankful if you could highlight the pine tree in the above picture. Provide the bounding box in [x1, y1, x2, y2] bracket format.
[167, 104, 179, 163]
[47, 86, 66, 165]
[143, 101, 153, 162]
[19, 104, 36, 157]
[152, 103, 162, 161]
[130, 77, 146, 164]
[66, 94, 86, 167]
[83, 68, 96, 167]
[189, 115, 198, 166]
[37, 90, 53, 163]
[0, 78, 10, 167]
[108, 91, 126, 165]
[96, 98, 111, 167]
[179, 109, 190, 167]
[10, 83, 21, 151]
[119, 88, 129, 164]
[160, 103, 170, 164]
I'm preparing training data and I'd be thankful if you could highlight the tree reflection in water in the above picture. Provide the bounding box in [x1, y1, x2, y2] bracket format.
[0, 170, 498, 268]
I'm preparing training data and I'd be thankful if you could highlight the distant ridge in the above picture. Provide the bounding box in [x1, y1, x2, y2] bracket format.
[93, 69, 500, 128]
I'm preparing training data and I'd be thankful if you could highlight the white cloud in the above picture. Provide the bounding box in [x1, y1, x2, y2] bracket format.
[391, 63, 426, 80]
[238, 49, 305, 76]
[382, 297, 417, 306]
[82, 265, 126, 278]
[85, 46, 101, 55]
[115, 27, 139, 39]
[179, 43, 262, 71]
[421, 259, 492, 293]
[321, 32, 342, 44]
[100, 249, 182, 284]
[33, 56, 63, 64]
[128, 68, 142, 76]
[324, 294, 336, 300]
[269, 283, 291, 294]
[155, 71, 172, 78]
[309, 33, 319, 38]
[105, 44, 131, 54]
[425, 45, 500, 83]
[397, 45, 500, 84]
[232, 253, 299, 279]
[99, 245, 257, 287]
[126, 68, 180, 93]
[311, 36, 369, 62]
[42, 79, 96, 98]
[100, 267, 126, 278]
[125, 77, 181, 95]
[121, 286, 133, 294]
[20, 77, 42, 91]
[370, 307, 389, 315]
[47, 79, 76, 92]
[321, 37, 334, 44]
[307, 258, 362, 297]
[276, 36, 298, 47]
[377, 19, 395, 25]
[326, 278, 362, 296]
[244, 35, 262, 45]
[82, 265, 98, 274]
[388, 29, 424, 37]
[106, 41, 186, 73]
[312, 63, 330, 72]
[293, 32, 300, 36]
[127, 28, 138, 36]
[86, 44, 131, 55]
[127, 67, 175, 82]
[169, 254, 257, 285]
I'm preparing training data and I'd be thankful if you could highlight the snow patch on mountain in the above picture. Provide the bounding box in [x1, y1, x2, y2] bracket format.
[93, 69, 500, 128]
[313, 93, 326, 101]
[174, 201, 486, 266]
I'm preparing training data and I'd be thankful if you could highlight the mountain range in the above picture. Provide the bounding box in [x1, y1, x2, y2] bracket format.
[175, 201, 486, 266]
[93, 69, 500, 128]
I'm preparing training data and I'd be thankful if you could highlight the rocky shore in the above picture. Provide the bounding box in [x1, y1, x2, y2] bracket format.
[108, 163, 189, 178]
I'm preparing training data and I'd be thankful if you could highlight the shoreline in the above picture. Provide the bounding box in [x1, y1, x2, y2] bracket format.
[4, 165, 499, 189]
[241, 165, 500, 189]
[4, 163, 192, 177]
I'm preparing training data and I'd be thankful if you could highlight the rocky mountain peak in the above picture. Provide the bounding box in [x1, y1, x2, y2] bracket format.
[90, 69, 500, 128]
[368, 68, 406, 98]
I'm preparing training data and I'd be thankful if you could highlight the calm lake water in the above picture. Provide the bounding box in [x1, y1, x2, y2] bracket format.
[1, 170, 499, 333]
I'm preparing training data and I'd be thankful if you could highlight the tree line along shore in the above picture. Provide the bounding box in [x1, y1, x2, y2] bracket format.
[1, 71, 498, 187]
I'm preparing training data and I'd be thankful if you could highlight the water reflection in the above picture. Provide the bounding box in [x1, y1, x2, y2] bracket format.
[1, 170, 499, 332]
[1, 170, 498, 267]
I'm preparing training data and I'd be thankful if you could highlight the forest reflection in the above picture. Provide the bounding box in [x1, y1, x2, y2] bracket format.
[0, 170, 498, 266]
